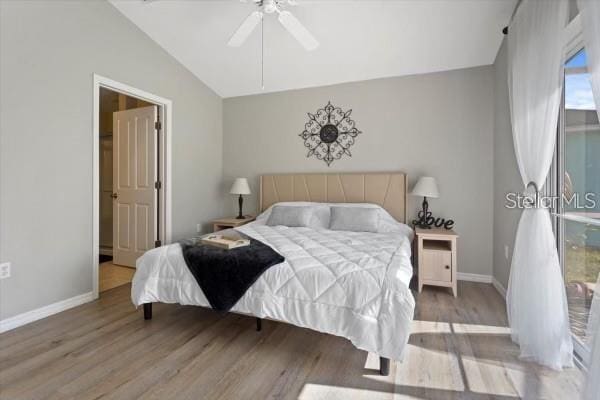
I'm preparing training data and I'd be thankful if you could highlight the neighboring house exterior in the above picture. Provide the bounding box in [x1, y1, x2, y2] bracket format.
[565, 109, 600, 248]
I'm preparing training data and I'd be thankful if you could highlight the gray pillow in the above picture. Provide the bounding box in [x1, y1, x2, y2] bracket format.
[266, 206, 314, 227]
[329, 207, 380, 233]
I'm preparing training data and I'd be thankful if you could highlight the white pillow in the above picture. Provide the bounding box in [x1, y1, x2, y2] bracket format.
[256, 202, 330, 229]
[329, 207, 380, 233]
[327, 203, 413, 236]
[266, 206, 314, 227]
[255, 201, 413, 237]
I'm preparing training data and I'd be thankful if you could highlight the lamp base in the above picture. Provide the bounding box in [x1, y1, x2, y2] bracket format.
[411, 196, 433, 229]
[236, 194, 244, 219]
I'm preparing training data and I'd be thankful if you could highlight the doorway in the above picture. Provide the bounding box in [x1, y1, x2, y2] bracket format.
[93, 75, 172, 298]
[99, 88, 155, 292]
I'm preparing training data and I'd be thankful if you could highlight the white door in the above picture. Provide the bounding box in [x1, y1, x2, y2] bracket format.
[112, 106, 157, 267]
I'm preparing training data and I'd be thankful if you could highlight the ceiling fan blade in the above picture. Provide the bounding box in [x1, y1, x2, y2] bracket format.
[227, 11, 263, 47]
[277, 10, 319, 51]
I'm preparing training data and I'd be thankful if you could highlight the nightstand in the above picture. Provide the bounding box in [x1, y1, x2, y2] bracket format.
[415, 228, 458, 297]
[212, 216, 255, 232]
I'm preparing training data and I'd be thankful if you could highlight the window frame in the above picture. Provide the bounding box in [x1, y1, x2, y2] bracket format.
[551, 14, 596, 367]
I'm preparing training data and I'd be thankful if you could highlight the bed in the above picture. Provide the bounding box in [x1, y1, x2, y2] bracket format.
[131, 173, 416, 375]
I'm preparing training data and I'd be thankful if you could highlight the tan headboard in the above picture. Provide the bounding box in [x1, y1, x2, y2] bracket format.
[259, 173, 407, 223]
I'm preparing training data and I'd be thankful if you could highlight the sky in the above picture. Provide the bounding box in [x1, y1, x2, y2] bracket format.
[565, 49, 596, 110]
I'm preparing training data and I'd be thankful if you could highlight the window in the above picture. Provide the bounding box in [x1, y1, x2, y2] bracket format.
[556, 47, 600, 361]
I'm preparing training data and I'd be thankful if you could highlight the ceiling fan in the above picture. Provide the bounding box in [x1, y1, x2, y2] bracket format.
[228, 0, 319, 51]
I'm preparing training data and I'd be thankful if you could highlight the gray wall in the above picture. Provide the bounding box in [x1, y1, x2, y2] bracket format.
[223, 67, 495, 277]
[492, 39, 522, 289]
[0, 1, 223, 320]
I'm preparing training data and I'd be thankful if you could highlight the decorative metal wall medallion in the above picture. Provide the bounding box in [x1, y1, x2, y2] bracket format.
[299, 101, 362, 166]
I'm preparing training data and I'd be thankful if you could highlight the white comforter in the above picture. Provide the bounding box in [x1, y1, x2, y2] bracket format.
[132, 223, 415, 360]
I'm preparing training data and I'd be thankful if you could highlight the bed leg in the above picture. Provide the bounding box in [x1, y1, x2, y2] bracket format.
[256, 318, 262, 331]
[379, 357, 390, 376]
[143, 303, 152, 320]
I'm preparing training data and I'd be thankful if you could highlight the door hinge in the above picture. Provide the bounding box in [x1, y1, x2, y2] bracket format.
[154, 181, 162, 190]
[155, 240, 162, 247]
[155, 121, 162, 131]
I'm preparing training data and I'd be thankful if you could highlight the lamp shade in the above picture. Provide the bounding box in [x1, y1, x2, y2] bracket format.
[230, 178, 251, 195]
[411, 177, 439, 198]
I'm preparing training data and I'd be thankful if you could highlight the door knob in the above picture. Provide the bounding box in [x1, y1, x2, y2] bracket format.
[445, 265, 450, 270]
[110, 193, 118, 199]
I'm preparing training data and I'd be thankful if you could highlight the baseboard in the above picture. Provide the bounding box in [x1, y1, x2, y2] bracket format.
[492, 277, 507, 299]
[457, 272, 507, 299]
[99, 247, 113, 256]
[0, 291, 94, 333]
[457, 272, 493, 283]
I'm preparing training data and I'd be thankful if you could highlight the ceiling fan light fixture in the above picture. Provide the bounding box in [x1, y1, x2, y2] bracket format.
[264, 1, 278, 14]
[227, 0, 318, 89]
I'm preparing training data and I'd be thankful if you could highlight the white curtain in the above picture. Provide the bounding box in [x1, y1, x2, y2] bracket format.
[577, 0, 600, 398]
[506, 0, 573, 370]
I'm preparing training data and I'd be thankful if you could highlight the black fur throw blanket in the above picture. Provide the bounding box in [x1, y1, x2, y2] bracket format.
[180, 230, 284, 313]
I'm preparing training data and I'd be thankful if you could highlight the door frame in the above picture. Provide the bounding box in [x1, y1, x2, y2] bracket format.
[92, 74, 172, 299]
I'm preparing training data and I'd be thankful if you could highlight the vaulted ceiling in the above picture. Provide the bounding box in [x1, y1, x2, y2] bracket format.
[110, 0, 516, 98]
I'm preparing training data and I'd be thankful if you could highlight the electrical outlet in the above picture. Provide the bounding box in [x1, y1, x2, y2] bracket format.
[196, 224, 201, 233]
[0, 262, 10, 280]
[504, 245, 509, 260]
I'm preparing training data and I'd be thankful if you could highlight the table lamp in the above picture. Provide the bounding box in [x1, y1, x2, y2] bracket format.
[230, 178, 251, 219]
[411, 177, 439, 229]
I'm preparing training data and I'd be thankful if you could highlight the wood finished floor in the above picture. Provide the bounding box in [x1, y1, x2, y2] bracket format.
[0, 282, 583, 400]
[99, 262, 135, 293]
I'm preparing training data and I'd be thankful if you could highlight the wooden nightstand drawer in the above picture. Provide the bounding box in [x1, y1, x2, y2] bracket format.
[421, 250, 452, 282]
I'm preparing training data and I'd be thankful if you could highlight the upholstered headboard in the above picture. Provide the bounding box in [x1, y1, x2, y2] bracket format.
[259, 173, 408, 223]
